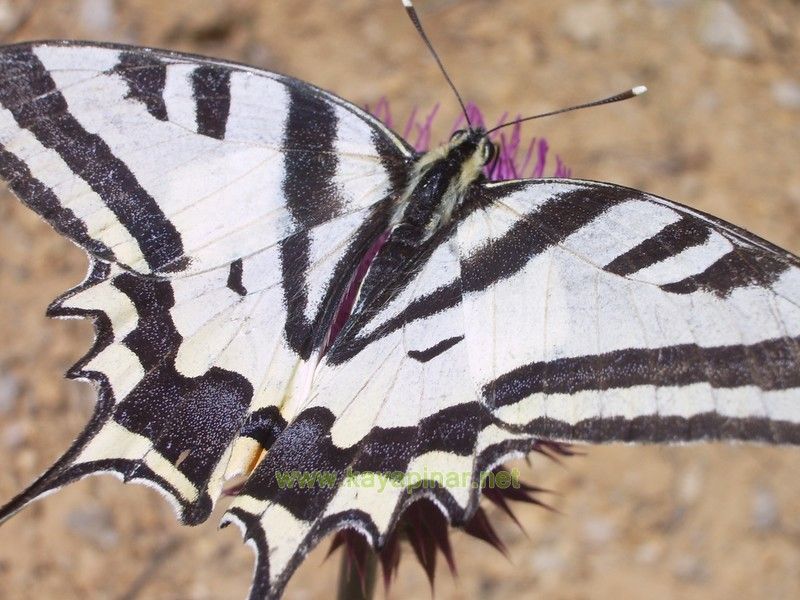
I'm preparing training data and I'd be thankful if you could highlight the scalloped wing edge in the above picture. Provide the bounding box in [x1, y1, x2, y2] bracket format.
[0, 259, 209, 525]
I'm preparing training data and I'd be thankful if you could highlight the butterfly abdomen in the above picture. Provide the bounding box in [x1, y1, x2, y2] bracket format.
[325, 135, 491, 357]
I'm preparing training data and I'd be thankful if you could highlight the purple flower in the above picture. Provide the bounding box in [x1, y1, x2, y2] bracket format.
[331, 444, 574, 593]
[368, 98, 571, 179]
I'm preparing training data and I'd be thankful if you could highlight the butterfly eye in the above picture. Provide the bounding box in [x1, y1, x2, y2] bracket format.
[482, 141, 497, 165]
[450, 129, 466, 141]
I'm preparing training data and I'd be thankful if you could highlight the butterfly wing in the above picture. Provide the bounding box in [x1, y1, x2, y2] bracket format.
[0, 41, 411, 275]
[5, 40, 800, 600]
[0, 41, 411, 524]
[224, 222, 497, 598]
[467, 179, 800, 442]
[222, 178, 800, 598]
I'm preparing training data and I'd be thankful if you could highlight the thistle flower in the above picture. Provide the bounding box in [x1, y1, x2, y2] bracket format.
[368, 98, 572, 180]
[330, 446, 573, 596]
[330, 101, 574, 597]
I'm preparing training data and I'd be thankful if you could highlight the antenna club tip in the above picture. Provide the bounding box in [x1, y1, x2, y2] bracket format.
[402, 0, 413, 7]
[632, 85, 648, 96]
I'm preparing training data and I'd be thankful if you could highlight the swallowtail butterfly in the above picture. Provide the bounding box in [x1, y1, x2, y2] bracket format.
[1, 1, 799, 598]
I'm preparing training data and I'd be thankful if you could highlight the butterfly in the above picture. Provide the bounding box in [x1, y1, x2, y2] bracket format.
[0, 4, 799, 600]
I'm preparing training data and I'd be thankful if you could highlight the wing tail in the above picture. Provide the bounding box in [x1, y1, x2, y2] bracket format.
[0, 260, 269, 525]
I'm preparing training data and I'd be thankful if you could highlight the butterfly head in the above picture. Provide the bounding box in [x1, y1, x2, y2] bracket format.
[446, 127, 497, 191]
[448, 128, 497, 166]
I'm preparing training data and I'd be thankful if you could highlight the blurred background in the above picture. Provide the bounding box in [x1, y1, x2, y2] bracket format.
[0, 0, 799, 598]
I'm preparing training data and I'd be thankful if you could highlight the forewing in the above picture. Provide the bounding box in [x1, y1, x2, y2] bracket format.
[0, 41, 410, 525]
[0, 41, 411, 275]
[463, 179, 800, 442]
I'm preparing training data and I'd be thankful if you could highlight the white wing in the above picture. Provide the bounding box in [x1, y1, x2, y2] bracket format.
[0, 41, 411, 525]
[0, 41, 410, 275]
[225, 226, 503, 598]
[469, 179, 800, 442]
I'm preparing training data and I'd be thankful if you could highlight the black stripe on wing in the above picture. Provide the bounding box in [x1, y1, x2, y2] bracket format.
[226, 258, 247, 296]
[408, 335, 464, 363]
[461, 183, 633, 293]
[0, 145, 115, 261]
[488, 337, 800, 408]
[191, 65, 231, 139]
[604, 215, 711, 277]
[111, 51, 169, 121]
[660, 247, 789, 296]
[283, 85, 342, 228]
[517, 413, 800, 445]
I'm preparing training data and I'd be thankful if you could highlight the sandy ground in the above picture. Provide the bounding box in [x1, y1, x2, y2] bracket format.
[0, 0, 799, 598]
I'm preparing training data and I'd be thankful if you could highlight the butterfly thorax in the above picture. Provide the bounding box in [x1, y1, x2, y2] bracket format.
[390, 128, 494, 244]
[340, 129, 495, 331]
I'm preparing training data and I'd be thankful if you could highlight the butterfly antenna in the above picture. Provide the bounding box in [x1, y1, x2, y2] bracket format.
[486, 86, 648, 135]
[403, 0, 471, 127]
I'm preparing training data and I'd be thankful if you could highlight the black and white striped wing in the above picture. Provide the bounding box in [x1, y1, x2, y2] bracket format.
[469, 179, 800, 442]
[0, 41, 411, 524]
[224, 223, 503, 598]
[222, 179, 800, 599]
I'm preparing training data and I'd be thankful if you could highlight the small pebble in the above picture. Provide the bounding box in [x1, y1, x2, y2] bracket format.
[751, 485, 779, 531]
[678, 465, 703, 503]
[559, 1, 617, 47]
[700, 1, 754, 58]
[693, 89, 721, 112]
[771, 79, 800, 110]
[0, 0, 20, 34]
[582, 517, 617, 546]
[2, 423, 26, 449]
[530, 546, 568, 573]
[0, 371, 19, 414]
[648, 0, 687, 7]
[635, 541, 662, 565]
[673, 555, 709, 583]
[16, 448, 36, 472]
[66, 504, 119, 549]
[79, 0, 116, 35]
